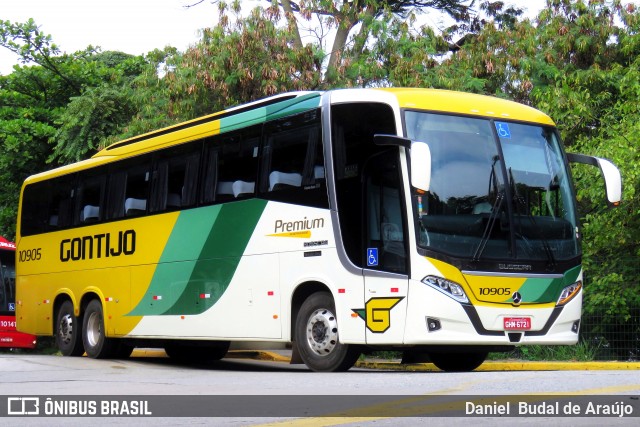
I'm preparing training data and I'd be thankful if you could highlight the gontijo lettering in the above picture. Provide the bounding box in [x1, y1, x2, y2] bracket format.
[60, 230, 136, 262]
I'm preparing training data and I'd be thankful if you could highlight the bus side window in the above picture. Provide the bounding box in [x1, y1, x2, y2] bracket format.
[20, 182, 49, 236]
[124, 166, 150, 217]
[260, 109, 327, 208]
[106, 157, 151, 219]
[150, 142, 201, 213]
[21, 174, 76, 235]
[201, 143, 219, 204]
[206, 125, 260, 202]
[75, 172, 106, 224]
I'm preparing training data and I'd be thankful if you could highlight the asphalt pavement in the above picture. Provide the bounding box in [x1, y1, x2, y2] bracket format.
[131, 348, 640, 371]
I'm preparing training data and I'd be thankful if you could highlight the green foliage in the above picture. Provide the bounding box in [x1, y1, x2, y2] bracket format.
[0, 20, 151, 235]
[158, 5, 324, 120]
[52, 85, 137, 162]
[489, 341, 600, 361]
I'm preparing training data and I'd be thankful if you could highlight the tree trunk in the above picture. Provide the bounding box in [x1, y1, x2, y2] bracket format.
[327, 20, 355, 82]
[281, 0, 303, 48]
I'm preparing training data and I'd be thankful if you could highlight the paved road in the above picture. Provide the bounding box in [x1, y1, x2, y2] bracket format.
[1, 351, 639, 426]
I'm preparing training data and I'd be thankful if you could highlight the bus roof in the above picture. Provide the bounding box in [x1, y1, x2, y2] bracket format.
[376, 88, 555, 126]
[93, 91, 322, 158]
[23, 88, 555, 185]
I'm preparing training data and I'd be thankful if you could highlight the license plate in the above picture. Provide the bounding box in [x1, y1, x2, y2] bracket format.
[504, 317, 531, 330]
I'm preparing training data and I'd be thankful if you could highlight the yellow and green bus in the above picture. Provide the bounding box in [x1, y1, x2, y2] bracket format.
[15, 88, 621, 371]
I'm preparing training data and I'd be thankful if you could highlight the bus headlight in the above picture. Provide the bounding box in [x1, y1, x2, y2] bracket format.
[557, 281, 582, 306]
[422, 276, 469, 303]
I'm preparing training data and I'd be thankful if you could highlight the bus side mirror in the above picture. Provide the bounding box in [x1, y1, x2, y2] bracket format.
[566, 153, 622, 207]
[410, 141, 431, 192]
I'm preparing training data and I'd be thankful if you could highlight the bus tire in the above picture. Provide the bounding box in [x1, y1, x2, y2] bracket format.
[429, 351, 487, 372]
[82, 299, 118, 359]
[295, 291, 360, 372]
[55, 300, 84, 356]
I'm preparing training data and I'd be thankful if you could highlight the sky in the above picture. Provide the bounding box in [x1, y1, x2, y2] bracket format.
[0, 0, 549, 76]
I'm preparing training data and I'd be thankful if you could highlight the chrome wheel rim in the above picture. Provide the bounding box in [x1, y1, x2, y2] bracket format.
[305, 308, 338, 357]
[86, 311, 101, 348]
[58, 314, 74, 345]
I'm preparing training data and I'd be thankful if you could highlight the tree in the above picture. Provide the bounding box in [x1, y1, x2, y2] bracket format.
[0, 20, 150, 236]
[190, 0, 473, 83]
[151, 3, 324, 121]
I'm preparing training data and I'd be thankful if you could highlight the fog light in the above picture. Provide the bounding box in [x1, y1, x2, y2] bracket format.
[571, 320, 580, 333]
[426, 317, 441, 332]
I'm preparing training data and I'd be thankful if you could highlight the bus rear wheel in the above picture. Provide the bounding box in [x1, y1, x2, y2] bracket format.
[429, 351, 487, 372]
[55, 300, 84, 356]
[82, 299, 118, 359]
[295, 291, 360, 372]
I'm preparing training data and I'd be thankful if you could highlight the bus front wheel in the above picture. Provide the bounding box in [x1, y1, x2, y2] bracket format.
[55, 300, 84, 356]
[295, 291, 360, 372]
[82, 299, 118, 359]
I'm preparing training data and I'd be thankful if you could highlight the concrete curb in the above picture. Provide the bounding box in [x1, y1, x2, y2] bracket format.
[355, 360, 640, 372]
[131, 349, 640, 371]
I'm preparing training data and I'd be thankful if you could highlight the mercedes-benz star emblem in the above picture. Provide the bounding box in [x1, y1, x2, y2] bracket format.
[512, 291, 522, 306]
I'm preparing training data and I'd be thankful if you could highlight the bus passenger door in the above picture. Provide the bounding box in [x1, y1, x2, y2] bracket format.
[362, 150, 409, 344]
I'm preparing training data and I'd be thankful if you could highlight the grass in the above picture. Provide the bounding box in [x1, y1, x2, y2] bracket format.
[360, 341, 600, 363]
[488, 341, 599, 362]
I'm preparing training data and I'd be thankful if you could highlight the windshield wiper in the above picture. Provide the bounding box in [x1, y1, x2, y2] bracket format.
[472, 156, 504, 262]
[472, 190, 504, 262]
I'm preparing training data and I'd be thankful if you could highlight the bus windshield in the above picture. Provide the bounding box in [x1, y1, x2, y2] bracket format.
[405, 111, 579, 263]
[0, 250, 16, 315]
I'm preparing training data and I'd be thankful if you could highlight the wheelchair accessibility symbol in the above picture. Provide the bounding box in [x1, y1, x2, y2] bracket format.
[495, 122, 511, 139]
[367, 248, 378, 267]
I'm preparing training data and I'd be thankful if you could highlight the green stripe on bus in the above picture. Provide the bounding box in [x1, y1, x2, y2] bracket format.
[164, 199, 267, 315]
[507, 265, 582, 304]
[128, 199, 267, 316]
[218, 93, 321, 134]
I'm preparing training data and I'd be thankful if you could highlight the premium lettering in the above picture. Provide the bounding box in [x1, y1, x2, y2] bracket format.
[60, 230, 136, 262]
[274, 217, 325, 233]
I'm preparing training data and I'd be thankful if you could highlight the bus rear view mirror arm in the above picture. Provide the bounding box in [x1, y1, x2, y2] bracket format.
[566, 153, 622, 207]
[373, 135, 431, 192]
[373, 134, 411, 148]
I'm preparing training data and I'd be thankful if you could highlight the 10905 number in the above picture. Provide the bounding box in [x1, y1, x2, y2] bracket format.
[19, 248, 42, 262]
[478, 287, 511, 296]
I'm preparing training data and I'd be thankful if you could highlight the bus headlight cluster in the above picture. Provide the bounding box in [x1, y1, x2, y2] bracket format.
[557, 281, 582, 306]
[421, 276, 469, 303]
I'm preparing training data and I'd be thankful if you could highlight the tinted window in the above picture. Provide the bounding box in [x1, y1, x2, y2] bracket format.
[76, 170, 106, 224]
[331, 103, 397, 267]
[202, 125, 261, 203]
[260, 110, 327, 208]
[0, 250, 15, 315]
[151, 143, 201, 213]
[21, 174, 76, 236]
[106, 157, 151, 219]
